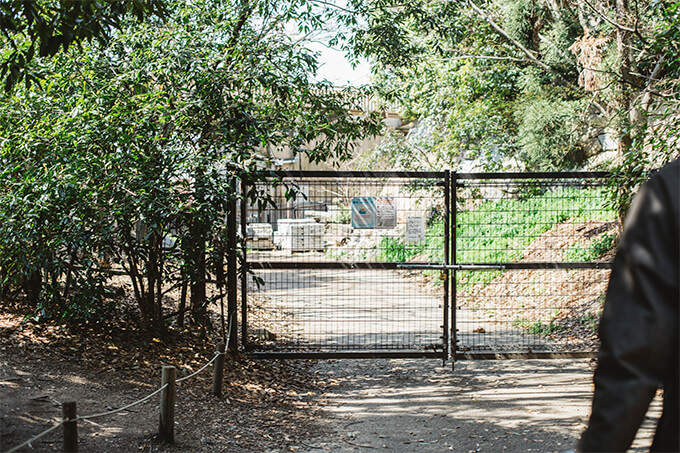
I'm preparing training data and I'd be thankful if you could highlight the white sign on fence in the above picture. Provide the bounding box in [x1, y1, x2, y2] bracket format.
[375, 197, 397, 229]
[405, 216, 427, 243]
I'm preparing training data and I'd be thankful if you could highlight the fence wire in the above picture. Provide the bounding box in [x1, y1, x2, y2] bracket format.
[243, 172, 615, 358]
[247, 268, 444, 352]
[244, 173, 448, 354]
[454, 175, 615, 357]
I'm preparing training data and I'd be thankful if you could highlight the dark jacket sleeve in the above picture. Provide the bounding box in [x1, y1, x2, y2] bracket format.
[578, 160, 680, 452]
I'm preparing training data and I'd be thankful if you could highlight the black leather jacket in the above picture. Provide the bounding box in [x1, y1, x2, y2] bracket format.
[578, 159, 679, 452]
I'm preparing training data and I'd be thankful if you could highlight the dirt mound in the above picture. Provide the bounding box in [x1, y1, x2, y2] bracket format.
[459, 219, 619, 350]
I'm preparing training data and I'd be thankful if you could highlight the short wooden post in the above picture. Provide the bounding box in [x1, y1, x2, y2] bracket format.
[62, 401, 78, 452]
[212, 342, 226, 397]
[159, 366, 176, 444]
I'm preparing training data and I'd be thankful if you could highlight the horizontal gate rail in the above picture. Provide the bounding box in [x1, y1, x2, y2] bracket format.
[456, 351, 597, 360]
[249, 261, 437, 270]
[249, 170, 447, 179]
[249, 351, 446, 359]
[455, 171, 610, 180]
[399, 262, 612, 270]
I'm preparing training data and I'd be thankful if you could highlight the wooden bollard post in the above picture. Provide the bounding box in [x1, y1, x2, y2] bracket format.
[62, 401, 78, 452]
[212, 342, 226, 397]
[159, 366, 176, 444]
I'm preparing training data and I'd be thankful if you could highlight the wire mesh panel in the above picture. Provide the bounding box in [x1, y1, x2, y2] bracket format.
[247, 268, 444, 353]
[242, 171, 449, 357]
[454, 173, 617, 358]
[456, 268, 609, 356]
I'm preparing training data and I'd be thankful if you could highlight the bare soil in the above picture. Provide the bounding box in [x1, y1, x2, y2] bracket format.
[0, 301, 329, 453]
[0, 301, 664, 453]
[299, 358, 663, 453]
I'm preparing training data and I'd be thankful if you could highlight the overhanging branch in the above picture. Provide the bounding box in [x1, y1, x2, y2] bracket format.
[467, 0, 552, 73]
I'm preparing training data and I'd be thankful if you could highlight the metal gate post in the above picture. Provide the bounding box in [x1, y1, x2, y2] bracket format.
[443, 171, 450, 366]
[450, 170, 458, 370]
[227, 176, 239, 353]
[240, 175, 249, 351]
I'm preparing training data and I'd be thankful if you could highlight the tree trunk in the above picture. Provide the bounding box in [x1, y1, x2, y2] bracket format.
[189, 218, 207, 330]
[23, 268, 42, 304]
[615, 0, 632, 157]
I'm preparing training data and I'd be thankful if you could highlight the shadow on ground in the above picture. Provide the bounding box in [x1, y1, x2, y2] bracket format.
[299, 358, 662, 453]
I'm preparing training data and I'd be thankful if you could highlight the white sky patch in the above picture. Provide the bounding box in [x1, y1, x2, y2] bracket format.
[282, 0, 371, 87]
[308, 41, 372, 87]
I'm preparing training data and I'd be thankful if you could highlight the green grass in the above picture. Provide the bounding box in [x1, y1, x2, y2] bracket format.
[512, 318, 565, 335]
[456, 186, 616, 264]
[379, 186, 616, 291]
[379, 186, 615, 265]
[564, 233, 617, 262]
[378, 220, 445, 262]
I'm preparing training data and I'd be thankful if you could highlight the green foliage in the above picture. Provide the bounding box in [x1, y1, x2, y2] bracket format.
[515, 79, 588, 170]
[0, 0, 380, 328]
[352, 0, 677, 180]
[606, 1, 680, 218]
[500, 0, 546, 49]
[512, 317, 564, 335]
[579, 310, 601, 332]
[0, 0, 166, 92]
[564, 233, 617, 262]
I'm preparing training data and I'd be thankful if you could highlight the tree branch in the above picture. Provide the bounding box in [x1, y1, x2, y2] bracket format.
[434, 54, 529, 63]
[634, 55, 666, 110]
[308, 0, 357, 15]
[467, 0, 552, 73]
[581, 0, 636, 33]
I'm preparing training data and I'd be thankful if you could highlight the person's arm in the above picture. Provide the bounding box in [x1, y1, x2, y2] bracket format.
[578, 163, 680, 451]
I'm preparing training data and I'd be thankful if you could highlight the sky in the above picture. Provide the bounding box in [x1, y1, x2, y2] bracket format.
[283, 0, 372, 87]
[308, 42, 372, 86]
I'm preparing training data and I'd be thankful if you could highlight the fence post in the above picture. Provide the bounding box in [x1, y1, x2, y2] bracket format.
[226, 176, 238, 353]
[212, 342, 226, 397]
[240, 175, 249, 352]
[62, 401, 77, 452]
[159, 366, 176, 444]
[450, 170, 458, 372]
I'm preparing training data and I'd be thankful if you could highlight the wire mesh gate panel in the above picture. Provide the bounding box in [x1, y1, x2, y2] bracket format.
[242, 171, 449, 358]
[452, 172, 615, 359]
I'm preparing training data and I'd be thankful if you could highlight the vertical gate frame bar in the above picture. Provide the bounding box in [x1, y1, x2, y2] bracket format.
[240, 175, 250, 351]
[227, 177, 239, 353]
[442, 171, 450, 366]
[450, 171, 458, 369]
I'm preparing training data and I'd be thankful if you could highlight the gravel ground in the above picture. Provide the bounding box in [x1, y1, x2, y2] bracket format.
[298, 357, 663, 453]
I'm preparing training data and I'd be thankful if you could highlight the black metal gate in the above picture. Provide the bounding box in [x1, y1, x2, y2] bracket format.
[241, 171, 450, 359]
[451, 172, 614, 360]
[240, 170, 614, 361]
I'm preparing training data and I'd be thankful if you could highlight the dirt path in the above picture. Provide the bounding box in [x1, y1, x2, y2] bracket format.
[250, 267, 446, 351]
[298, 358, 663, 453]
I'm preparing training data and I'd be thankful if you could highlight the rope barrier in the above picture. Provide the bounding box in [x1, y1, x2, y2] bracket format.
[4, 420, 63, 453]
[176, 351, 223, 383]
[2, 319, 234, 453]
[78, 383, 169, 421]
